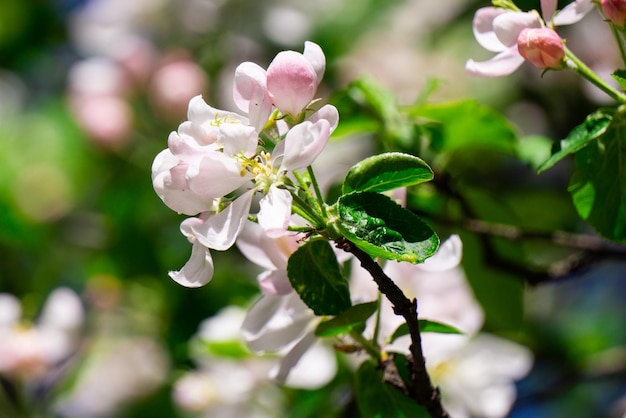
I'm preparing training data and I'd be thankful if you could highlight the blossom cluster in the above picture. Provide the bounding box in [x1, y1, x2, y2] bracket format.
[152, 41, 338, 288]
[466, 0, 594, 76]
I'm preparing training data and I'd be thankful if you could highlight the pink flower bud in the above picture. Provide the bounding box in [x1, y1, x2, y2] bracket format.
[602, 0, 626, 27]
[517, 27, 565, 70]
[266, 50, 318, 118]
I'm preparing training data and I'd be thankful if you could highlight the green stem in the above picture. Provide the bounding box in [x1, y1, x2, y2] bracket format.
[307, 166, 327, 217]
[565, 47, 626, 104]
[290, 193, 325, 227]
[350, 329, 381, 360]
[610, 24, 626, 67]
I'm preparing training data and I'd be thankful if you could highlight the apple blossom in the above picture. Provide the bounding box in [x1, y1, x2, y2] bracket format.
[602, 0, 626, 27]
[517, 27, 565, 70]
[466, 0, 593, 77]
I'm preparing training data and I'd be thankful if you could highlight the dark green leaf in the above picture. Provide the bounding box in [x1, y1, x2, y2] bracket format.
[537, 111, 612, 173]
[611, 69, 626, 91]
[315, 301, 378, 337]
[334, 191, 439, 263]
[568, 116, 626, 242]
[287, 239, 352, 315]
[355, 360, 428, 418]
[342, 152, 433, 194]
[390, 320, 463, 343]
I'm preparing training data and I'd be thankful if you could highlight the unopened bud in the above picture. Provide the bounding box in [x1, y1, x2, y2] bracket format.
[602, 0, 626, 27]
[517, 28, 565, 70]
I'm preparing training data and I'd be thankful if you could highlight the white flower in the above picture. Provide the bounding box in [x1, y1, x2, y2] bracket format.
[0, 288, 83, 380]
[426, 333, 533, 418]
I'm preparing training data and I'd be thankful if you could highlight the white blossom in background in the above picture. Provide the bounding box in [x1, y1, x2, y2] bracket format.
[350, 235, 533, 418]
[173, 306, 285, 418]
[0, 288, 83, 381]
[55, 337, 169, 418]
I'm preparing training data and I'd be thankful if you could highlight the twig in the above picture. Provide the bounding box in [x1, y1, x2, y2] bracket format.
[338, 238, 450, 418]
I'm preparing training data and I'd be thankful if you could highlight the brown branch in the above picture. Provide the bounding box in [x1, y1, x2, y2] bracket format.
[338, 238, 450, 418]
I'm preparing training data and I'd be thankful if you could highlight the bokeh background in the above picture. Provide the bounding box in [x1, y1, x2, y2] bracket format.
[1, 0, 625, 416]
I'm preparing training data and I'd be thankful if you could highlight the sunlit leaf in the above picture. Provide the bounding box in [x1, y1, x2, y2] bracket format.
[334, 191, 439, 263]
[538, 110, 612, 173]
[342, 152, 433, 194]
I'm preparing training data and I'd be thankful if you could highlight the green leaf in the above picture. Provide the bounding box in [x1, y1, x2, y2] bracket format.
[611, 69, 626, 91]
[537, 111, 612, 173]
[568, 116, 626, 242]
[516, 135, 553, 171]
[287, 239, 352, 315]
[315, 301, 378, 337]
[390, 320, 463, 342]
[342, 152, 434, 194]
[334, 191, 439, 263]
[410, 99, 518, 155]
[355, 360, 428, 418]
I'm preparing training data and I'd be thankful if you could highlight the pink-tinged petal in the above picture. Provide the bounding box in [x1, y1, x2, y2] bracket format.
[280, 119, 330, 171]
[493, 12, 542, 47]
[187, 152, 249, 199]
[308, 104, 339, 133]
[472, 7, 509, 52]
[418, 235, 463, 272]
[270, 331, 317, 385]
[191, 189, 254, 250]
[303, 41, 325, 83]
[465, 48, 526, 77]
[233, 62, 272, 132]
[267, 51, 318, 117]
[218, 123, 258, 158]
[186, 95, 217, 122]
[541, 0, 558, 22]
[258, 186, 292, 238]
[258, 269, 293, 295]
[152, 149, 213, 215]
[237, 221, 299, 270]
[553, 0, 594, 25]
[169, 241, 214, 287]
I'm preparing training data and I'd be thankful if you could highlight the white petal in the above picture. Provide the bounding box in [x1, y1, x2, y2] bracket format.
[236, 221, 299, 270]
[541, 0, 557, 22]
[308, 104, 339, 133]
[418, 235, 463, 272]
[282, 340, 337, 389]
[169, 241, 214, 287]
[186, 95, 217, 123]
[472, 7, 508, 52]
[187, 152, 249, 199]
[242, 293, 311, 353]
[269, 331, 317, 385]
[218, 123, 258, 158]
[191, 190, 254, 250]
[233, 62, 272, 132]
[258, 186, 292, 238]
[280, 119, 330, 171]
[303, 41, 325, 84]
[39, 288, 83, 331]
[553, 0, 594, 25]
[465, 48, 526, 77]
[258, 269, 293, 295]
[0, 294, 21, 327]
[493, 12, 541, 48]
